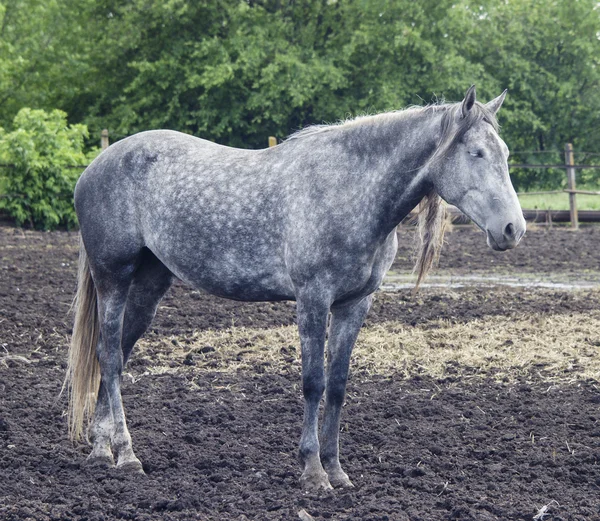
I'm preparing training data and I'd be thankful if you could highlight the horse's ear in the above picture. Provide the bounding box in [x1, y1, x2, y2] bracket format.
[486, 89, 507, 114]
[461, 85, 477, 118]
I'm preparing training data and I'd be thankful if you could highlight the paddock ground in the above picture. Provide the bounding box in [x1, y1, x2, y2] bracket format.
[1, 225, 599, 521]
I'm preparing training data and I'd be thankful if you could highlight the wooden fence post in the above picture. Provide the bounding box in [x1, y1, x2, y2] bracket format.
[565, 143, 578, 229]
[101, 129, 110, 151]
[268, 136, 277, 147]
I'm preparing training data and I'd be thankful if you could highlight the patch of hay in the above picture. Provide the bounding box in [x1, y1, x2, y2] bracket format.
[135, 312, 600, 383]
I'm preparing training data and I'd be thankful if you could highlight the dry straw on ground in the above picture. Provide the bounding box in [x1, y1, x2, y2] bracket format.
[136, 311, 600, 383]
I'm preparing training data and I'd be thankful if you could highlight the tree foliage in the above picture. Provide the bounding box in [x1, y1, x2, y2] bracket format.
[0, 0, 599, 190]
[0, 109, 93, 229]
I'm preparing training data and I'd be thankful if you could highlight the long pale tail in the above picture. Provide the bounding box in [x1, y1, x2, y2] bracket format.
[64, 238, 101, 441]
[413, 191, 447, 291]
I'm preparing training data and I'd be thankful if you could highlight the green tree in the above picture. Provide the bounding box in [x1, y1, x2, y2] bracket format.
[78, 0, 349, 147]
[76, 0, 495, 146]
[0, 108, 94, 229]
[446, 0, 600, 189]
[0, 1, 93, 127]
[1, 0, 599, 190]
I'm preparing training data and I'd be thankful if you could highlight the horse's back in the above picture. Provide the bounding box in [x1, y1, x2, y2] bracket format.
[75, 130, 295, 300]
[77, 130, 248, 188]
[75, 129, 261, 232]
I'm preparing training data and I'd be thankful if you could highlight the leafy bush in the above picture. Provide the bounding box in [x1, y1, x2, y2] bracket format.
[0, 108, 96, 230]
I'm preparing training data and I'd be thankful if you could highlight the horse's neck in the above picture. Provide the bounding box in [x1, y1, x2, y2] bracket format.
[357, 111, 444, 235]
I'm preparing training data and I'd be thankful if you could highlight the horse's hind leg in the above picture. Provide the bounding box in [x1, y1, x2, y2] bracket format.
[88, 378, 115, 467]
[120, 249, 173, 366]
[320, 295, 372, 488]
[81, 245, 153, 473]
[90, 250, 173, 470]
[113, 251, 172, 469]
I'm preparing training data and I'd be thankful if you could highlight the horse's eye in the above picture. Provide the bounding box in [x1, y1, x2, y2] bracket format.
[469, 150, 484, 158]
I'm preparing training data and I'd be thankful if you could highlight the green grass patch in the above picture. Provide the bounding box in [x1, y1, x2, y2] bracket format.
[519, 190, 600, 211]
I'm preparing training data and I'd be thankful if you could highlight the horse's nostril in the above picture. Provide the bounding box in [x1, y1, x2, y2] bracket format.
[504, 223, 515, 239]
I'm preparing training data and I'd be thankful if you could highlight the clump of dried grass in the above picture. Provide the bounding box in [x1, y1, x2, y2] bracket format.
[135, 311, 600, 383]
[355, 313, 600, 381]
[136, 326, 302, 376]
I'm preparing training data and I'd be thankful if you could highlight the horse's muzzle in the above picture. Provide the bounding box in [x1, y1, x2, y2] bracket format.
[486, 221, 525, 251]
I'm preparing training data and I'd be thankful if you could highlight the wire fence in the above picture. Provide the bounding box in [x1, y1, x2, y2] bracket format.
[507, 143, 600, 228]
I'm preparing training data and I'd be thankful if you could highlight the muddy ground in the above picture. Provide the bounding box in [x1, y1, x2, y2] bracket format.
[1, 225, 599, 521]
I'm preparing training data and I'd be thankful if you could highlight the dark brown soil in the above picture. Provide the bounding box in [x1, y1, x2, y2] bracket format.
[393, 225, 600, 275]
[1, 226, 599, 521]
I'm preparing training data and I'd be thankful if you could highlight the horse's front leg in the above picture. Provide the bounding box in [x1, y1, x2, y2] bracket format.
[296, 291, 331, 490]
[320, 295, 372, 488]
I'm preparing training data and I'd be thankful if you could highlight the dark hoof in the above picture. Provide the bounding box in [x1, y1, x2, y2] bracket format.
[86, 454, 115, 468]
[117, 460, 145, 474]
[300, 471, 333, 491]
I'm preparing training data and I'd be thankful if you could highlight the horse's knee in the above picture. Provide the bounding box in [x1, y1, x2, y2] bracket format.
[303, 372, 325, 403]
[325, 377, 347, 407]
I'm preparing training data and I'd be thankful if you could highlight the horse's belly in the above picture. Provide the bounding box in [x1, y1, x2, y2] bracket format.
[142, 208, 295, 301]
[158, 249, 295, 302]
[191, 269, 295, 302]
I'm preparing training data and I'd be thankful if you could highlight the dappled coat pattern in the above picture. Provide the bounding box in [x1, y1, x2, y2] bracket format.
[65, 86, 524, 490]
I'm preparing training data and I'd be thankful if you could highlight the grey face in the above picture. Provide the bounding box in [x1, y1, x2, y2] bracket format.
[434, 88, 526, 251]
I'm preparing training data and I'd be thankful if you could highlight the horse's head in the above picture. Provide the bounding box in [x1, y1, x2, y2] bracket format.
[433, 86, 525, 251]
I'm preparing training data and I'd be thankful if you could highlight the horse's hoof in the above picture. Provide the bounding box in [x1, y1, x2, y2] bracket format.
[328, 471, 354, 489]
[117, 459, 145, 474]
[300, 471, 333, 491]
[86, 454, 115, 468]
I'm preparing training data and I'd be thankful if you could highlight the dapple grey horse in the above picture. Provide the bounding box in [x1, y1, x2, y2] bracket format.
[65, 86, 525, 490]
